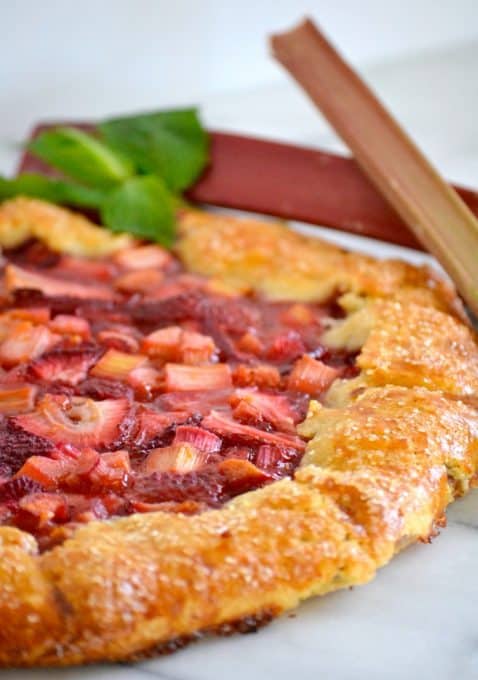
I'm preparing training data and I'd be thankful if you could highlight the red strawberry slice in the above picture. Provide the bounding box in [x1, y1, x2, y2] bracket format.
[265, 329, 306, 363]
[53, 255, 117, 283]
[164, 363, 232, 391]
[202, 410, 305, 451]
[14, 394, 130, 449]
[230, 388, 298, 433]
[132, 407, 190, 449]
[173, 425, 222, 453]
[5, 264, 115, 300]
[287, 355, 341, 395]
[155, 389, 232, 417]
[218, 458, 271, 495]
[30, 347, 100, 386]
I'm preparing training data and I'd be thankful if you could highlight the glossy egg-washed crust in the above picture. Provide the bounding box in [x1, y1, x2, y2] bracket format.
[1, 198, 478, 666]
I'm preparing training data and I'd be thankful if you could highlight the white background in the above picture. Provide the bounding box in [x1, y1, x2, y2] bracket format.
[1, 0, 478, 175]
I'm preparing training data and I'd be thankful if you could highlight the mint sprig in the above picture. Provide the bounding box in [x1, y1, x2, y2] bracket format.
[0, 108, 209, 246]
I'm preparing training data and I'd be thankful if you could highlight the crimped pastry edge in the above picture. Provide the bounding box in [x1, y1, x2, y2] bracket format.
[0, 201, 476, 666]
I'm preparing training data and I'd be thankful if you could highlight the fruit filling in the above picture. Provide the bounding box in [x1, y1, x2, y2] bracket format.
[0, 240, 358, 549]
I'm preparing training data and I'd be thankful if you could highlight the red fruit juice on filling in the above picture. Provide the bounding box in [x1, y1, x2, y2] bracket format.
[0, 241, 358, 549]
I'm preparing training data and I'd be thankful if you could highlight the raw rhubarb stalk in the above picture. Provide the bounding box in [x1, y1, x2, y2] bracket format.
[271, 18, 478, 317]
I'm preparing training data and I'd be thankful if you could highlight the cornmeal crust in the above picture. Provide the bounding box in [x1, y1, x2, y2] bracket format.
[0, 198, 477, 666]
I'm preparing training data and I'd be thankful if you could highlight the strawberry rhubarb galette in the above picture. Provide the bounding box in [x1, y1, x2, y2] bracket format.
[0, 197, 478, 666]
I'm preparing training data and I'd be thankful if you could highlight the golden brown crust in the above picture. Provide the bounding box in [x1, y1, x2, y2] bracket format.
[0, 200, 477, 667]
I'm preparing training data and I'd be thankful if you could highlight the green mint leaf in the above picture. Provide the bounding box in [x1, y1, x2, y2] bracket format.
[100, 175, 175, 246]
[29, 127, 134, 188]
[99, 108, 209, 192]
[0, 173, 105, 208]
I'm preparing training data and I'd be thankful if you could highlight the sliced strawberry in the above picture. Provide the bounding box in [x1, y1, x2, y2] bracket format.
[19, 492, 69, 526]
[76, 376, 134, 401]
[132, 467, 225, 506]
[0, 476, 44, 501]
[287, 355, 341, 395]
[173, 425, 222, 453]
[49, 314, 91, 340]
[265, 330, 306, 363]
[14, 394, 130, 449]
[155, 389, 231, 417]
[164, 363, 232, 391]
[232, 364, 281, 389]
[30, 347, 100, 386]
[132, 408, 190, 449]
[97, 326, 140, 353]
[0, 420, 52, 475]
[218, 458, 270, 494]
[114, 269, 165, 294]
[0, 384, 37, 415]
[0, 322, 60, 367]
[5, 264, 114, 300]
[141, 326, 182, 360]
[90, 349, 147, 381]
[202, 410, 305, 451]
[143, 444, 212, 475]
[230, 388, 298, 433]
[114, 244, 172, 270]
[127, 365, 162, 399]
[53, 255, 116, 283]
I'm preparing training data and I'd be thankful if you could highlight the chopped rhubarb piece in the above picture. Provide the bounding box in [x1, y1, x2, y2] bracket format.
[14, 394, 130, 449]
[141, 326, 182, 360]
[132, 408, 189, 449]
[287, 355, 341, 395]
[173, 425, 222, 453]
[218, 458, 270, 494]
[90, 450, 131, 489]
[255, 444, 300, 478]
[230, 388, 297, 433]
[180, 330, 217, 365]
[202, 410, 305, 451]
[0, 384, 37, 415]
[143, 444, 212, 474]
[281, 303, 315, 326]
[222, 446, 253, 461]
[236, 331, 264, 356]
[0, 322, 60, 367]
[5, 263, 114, 300]
[90, 349, 147, 381]
[19, 492, 69, 526]
[30, 347, 100, 386]
[164, 363, 232, 391]
[49, 314, 91, 340]
[16, 455, 72, 489]
[114, 269, 165, 294]
[8, 307, 51, 324]
[127, 365, 162, 399]
[114, 244, 172, 270]
[265, 329, 306, 363]
[232, 363, 281, 389]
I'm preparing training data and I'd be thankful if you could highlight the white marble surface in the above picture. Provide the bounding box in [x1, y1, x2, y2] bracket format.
[2, 38, 478, 680]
